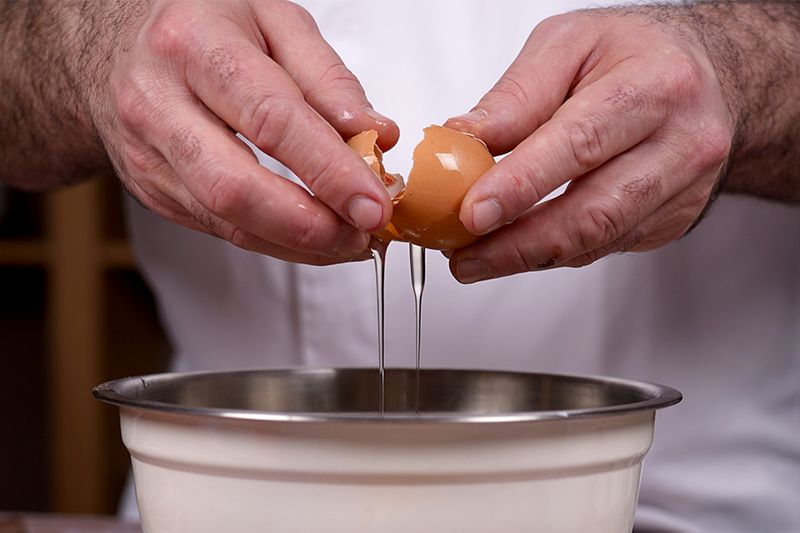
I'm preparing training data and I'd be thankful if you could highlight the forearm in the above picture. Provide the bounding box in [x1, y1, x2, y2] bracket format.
[641, 1, 800, 202]
[0, 1, 110, 190]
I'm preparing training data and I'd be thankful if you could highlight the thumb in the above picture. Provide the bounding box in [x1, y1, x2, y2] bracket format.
[444, 16, 592, 155]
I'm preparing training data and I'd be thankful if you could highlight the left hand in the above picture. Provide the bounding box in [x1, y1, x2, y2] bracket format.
[444, 9, 734, 283]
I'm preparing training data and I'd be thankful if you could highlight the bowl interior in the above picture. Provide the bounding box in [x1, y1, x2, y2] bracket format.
[94, 368, 681, 423]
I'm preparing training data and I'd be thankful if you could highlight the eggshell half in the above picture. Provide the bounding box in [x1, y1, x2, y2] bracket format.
[392, 125, 495, 250]
[347, 126, 495, 250]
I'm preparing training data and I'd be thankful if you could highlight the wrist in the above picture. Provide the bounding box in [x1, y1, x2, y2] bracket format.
[56, 1, 114, 149]
[677, 2, 800, 199]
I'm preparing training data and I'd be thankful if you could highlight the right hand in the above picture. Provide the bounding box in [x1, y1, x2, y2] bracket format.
[86, 0, 398, 264]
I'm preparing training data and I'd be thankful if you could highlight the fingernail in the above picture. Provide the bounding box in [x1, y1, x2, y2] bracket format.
[448, 109, 487, 124]
[337, 230, 371, 256]
[456, 259, 489, 284]
[364, 106, 393, 126]
[347, 195, 384, 232]
[471, 198, 503, 234]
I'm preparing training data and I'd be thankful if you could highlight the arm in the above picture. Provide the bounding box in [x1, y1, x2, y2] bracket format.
[0, 1, 110, 189]
[0, 0, 399, 265]
[445, 1, 800, 282]
[677, 2, 800, 201]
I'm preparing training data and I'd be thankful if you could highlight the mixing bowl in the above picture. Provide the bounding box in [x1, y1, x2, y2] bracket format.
[94, 368, 681, 533]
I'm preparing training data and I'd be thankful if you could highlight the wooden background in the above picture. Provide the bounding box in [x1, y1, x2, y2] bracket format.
[0, 177, 170, 515]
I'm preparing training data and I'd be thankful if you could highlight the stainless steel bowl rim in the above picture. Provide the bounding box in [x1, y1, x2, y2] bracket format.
[93, 367, 682, 424]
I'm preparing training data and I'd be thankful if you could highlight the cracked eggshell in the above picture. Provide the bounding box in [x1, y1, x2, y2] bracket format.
[347, 130, 383, 176]
[392, 125, 495, 250]
[347, 126, 495, 250]
[346, 130, 402, 242]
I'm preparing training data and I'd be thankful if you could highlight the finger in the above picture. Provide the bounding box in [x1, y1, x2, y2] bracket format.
[127, 92, 373, 258]
[180, 32, 392, 233]
[558, 226, 647, 269]
[254, 2, 399, 150]
[135, 194, 370, 266]
[449, 141, 686, 283]
[110, 138, 208, 233]
[560, 198, 697, 268]
[444, 15, 594, 155]
[122, 138, 371, 266]
[121, 167, 210, 235]
[459, 69, 667, 236]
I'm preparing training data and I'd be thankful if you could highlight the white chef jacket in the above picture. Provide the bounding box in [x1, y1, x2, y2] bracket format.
[122, 1, 800, 531]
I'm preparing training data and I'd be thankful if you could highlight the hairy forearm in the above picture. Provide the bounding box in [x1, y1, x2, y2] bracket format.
[0, 0, 110, 190]
[635, 1, 800, 202]
[694, 2, 800, 202]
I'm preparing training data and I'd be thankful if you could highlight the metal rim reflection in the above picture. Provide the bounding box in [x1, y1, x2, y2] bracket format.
[93, 367, 682, 424]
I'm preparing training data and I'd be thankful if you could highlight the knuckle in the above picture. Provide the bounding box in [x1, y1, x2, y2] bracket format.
[303, 156, 342, 197]
[575, 199, 627, 252]
[680, 185, 713, 214]
[282, 1, 318, 29]
[663, 54, 705, 101]
[313, 62, 362, 96]
[533, 14, 571, 38]
[124, 146, 160, 176]
[506, 170, 545, 214]
[185, 198, 223, 236]
[564, 117, 609, 169]
[620, 229, 646, 252]
[693, 122, 733, 172]
[617, 172, 662, 214]
[602, 229, 645, 256]
[113, 76, 152, 131]
[507, 240, 536, 273]
[204, 171, 247, 219]
[146, 5, 195, 59]
[228, 225, 253, 250]
[488, 73, 532, 111]
[240, 94, 298, 152]
[125, 177, 183, 222]
[285, 213, 325, 252]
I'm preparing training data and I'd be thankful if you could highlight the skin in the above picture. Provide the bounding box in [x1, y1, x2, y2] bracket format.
[0, 0, 398, 266]
[446, 2, 800, 283]
[1, 1, 798, 278]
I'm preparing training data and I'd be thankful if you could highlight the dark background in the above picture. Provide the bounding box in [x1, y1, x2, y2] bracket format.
[0, 180, 170, 515]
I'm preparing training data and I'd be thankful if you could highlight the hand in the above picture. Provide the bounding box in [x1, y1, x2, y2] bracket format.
[87, 0, 398, 265]
[445, 8, 734, 283]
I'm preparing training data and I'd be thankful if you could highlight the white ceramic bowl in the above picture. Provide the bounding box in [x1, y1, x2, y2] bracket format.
[95, 368, 680, 533]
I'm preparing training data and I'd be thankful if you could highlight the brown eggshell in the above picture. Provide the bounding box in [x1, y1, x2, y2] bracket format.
[392, 125, 495, 250]
[347, 130, 384, 176]
[347, 130, 403, 243]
